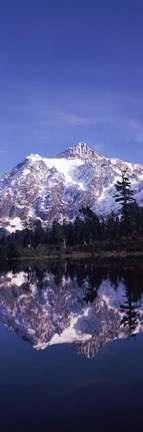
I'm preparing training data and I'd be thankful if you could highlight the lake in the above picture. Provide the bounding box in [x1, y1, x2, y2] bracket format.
[0, 258, 143, 431]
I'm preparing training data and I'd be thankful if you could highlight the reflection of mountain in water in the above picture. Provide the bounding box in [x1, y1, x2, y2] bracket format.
[0, 262, 143, 358]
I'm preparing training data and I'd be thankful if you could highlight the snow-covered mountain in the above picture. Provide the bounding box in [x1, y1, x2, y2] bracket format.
[0, 142, 143, 231]
[0, 268, 142, 358]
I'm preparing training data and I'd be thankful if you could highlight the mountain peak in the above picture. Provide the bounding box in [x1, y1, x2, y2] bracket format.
[1, 142, 143, 232]
[58, 142, 102, 161]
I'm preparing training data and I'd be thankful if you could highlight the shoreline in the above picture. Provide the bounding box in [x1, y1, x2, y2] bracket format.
[4, 250, 143, 261]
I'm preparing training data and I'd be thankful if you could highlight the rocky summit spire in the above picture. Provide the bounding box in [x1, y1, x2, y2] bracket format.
[58, 142, 102, 161]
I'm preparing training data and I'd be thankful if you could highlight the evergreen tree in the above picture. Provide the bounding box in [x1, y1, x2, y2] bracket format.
[105, 211, 119, 240]
[125, 201, 142, 235]
[63, 222, 75, 247]
[74, 216, 85, 244]
[79, 207, 100, 243]
[33, 219, 46, 246]
[114, 170, 135, 234]
[50, 220, 65, 247]
[120, 290, 140, 336]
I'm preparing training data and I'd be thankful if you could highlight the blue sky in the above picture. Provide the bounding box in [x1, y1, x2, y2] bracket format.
[1, 0, 143, 176]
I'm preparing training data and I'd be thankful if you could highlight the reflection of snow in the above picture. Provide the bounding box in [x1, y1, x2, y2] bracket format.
[98, 279, 126, 311]
[5, 271, 26, 287]
[0, 269, 143, 357]
[35, 311, 92, 350]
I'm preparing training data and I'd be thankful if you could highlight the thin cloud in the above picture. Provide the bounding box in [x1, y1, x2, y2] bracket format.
[27, 104, 122, 128]
[0, 150, 11, 153]
[1, 90, 143, 151]
[28, 106, 91, 127]
[127, 119, 143, 144]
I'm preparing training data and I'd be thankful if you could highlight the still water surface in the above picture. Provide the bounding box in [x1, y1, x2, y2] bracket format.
[0, 259, 143, 431]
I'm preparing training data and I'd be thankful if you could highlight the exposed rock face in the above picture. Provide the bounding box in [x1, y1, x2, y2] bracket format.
[58, 142, 102, 161]
[0, 142, 143, 230]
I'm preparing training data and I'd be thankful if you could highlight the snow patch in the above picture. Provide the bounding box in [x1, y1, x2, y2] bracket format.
[6, 217, 23, 233]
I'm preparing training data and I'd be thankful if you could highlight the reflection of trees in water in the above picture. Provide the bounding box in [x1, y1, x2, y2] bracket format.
[83, 265, 107, 303]
[65, 262, 108, 303]
[49, 261, 66, 286]
[107, 262, 143, 299]
[120, 290, 140, 336]
[83, 285, 97, 304]
[108, 265, 120, 289]
[119, 269, 143, 336]
[106, 263, 143, 336]
[1, 259, 143, 306]
[118, 266, 143, 302]
[1, 259, 143, 350]
[0, 259, 143, 343]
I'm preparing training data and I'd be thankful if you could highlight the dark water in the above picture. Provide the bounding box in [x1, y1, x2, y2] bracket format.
[0, 259, 143, 431]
